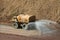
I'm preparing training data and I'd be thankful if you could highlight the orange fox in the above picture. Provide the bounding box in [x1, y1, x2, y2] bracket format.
[11, 14, 36, 29]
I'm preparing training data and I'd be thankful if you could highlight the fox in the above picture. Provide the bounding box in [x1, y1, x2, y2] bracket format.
[11, 14, 36, 29]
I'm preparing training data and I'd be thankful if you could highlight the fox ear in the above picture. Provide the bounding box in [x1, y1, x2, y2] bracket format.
[57, 21, 60, 24]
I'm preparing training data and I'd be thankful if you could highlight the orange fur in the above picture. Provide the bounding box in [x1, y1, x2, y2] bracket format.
[17, 14, 31, 23]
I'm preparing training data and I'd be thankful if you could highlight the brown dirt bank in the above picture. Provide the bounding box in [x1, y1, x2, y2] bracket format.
[0, 0, 60, 23]
[0, 31, 60, 40]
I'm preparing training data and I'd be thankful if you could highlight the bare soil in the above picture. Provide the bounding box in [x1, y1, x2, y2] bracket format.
[0, 24, 60, 40]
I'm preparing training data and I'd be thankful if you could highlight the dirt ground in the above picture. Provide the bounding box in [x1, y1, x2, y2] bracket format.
[0, 24, 60, 40]
[0, 24, 41, 37]
[0, 33, 40, 40]
[0, 30, 60, 40]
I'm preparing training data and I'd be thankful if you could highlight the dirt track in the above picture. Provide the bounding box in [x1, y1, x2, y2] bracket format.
[0, 33, 41, 40]
[0, 31, 60, 40]
[0, 24, 60, 40]
[0, 24, 41, 37]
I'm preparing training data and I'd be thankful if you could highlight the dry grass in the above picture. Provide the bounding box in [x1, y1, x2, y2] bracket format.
[0, 0, 60, 23]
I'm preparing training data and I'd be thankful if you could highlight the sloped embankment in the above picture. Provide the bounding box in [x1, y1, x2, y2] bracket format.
[0, 0, 60, 23]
